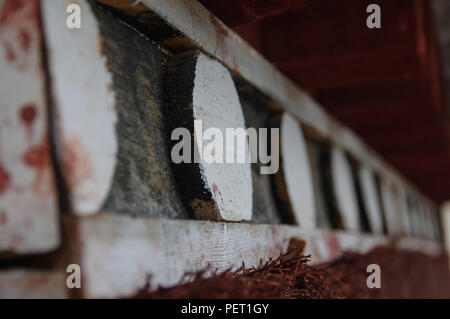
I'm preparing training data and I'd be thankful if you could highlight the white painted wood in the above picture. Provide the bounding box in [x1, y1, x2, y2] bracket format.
[395, 236, 442, 255]
[279, 112, 316, 228]
[380, 181, 401, 235]
[190, 54, 252, 221]
[331, 147, 360, 231]
[41, 0, 117, 215]
[76, 213, 390, 298]
[105, 0, 436, 210]
[441, 202, 450, 255]
[395, 187, 411, 236]
[358, 165, 383, 233]
[421, 202, 434, 239]
[0, 0, 59, 253]
[0, 270, 66, 298]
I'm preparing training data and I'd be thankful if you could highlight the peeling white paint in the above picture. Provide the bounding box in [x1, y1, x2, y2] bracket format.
[359, 165, 383, 233]
[380, 180, 402, 235]
[331, 147, 360, 231]
[192, 54, 252, 221]
[396, 186, 411, 236]
[41, 0, 117, 215]
[280, 112, 316, 228]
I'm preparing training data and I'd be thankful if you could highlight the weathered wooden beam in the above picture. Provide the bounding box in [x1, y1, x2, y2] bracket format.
[0, 0, 60, 254]
[72, 213, 380, 298]
[164, 52, 252, 221]
[94, 0, 435, 215]
[71, 213, 441, 298]
[88, 1, 189, 219]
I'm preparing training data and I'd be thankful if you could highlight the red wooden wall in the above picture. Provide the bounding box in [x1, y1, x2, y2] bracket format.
[201, 0, 450, 202]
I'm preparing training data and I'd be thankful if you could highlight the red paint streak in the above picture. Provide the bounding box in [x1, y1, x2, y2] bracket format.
[20, 103, 37, 134]
[0, 0, 37, 69]
[211, 182, 225, 206]
[0, 163, 10, 196]
[22, 134, 54, 194]
[0, 210, 7, 224]
[4, 43, 15, 62]
[23, 138, 50, 168]
[63, 137, 93, 188]
[0, 0, 24, 26]
[18, 29, 31, 52]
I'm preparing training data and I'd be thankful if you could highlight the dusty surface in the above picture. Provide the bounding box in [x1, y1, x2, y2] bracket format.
[131, 246, 450, 299]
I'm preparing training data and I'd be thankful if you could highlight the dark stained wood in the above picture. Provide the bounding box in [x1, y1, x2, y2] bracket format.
[90, 2, 189, 218]
[240, 102, 282, 224]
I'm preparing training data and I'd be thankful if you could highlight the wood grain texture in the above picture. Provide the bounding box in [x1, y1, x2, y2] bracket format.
[0, 0, 59, 254]
[89, 1, 188, 219]
[73, 213, 400, 298]
[41, 0, 117, 215]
